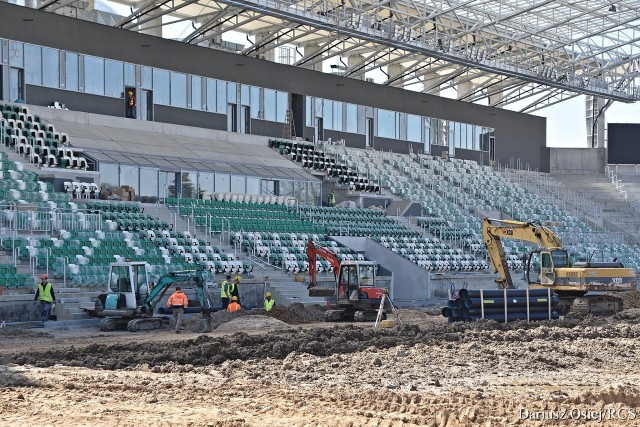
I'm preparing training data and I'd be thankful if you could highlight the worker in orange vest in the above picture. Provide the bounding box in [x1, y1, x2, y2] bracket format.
[227, 296, 241, 313]
[167, 286, 188, 333]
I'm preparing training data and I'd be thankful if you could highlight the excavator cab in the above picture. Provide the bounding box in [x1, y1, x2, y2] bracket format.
[526, 248, 568, 286]
[106, 262, 151, 310]
[336, 261, 380, 304]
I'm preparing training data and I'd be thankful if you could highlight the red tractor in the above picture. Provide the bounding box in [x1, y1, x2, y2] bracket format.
[307, 240, 388, 321]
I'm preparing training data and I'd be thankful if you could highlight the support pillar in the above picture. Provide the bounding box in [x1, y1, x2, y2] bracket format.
[488, 82, 505, 108]
[423, 73, 440, 96]
[347, 54, 365, 80]
[586, 96, 606, 148]
[388, 63, 405, 88]
[254, 31, 276, 62]
[303, 43, 323, 71]
[456, 79, 474, 100]
[138, 8, 162, 38]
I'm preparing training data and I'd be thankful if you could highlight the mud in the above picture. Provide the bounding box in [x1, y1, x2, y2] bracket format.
[4, 311, 640, 425]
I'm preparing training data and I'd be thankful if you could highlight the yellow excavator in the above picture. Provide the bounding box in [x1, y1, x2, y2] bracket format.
[482, 218, 637, 316]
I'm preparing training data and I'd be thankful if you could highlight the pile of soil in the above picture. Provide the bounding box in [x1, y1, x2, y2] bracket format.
[250, 303, 325, 325]
[183, 309, 250, 332]
[220, 315, 292, 332]
[618, 291, 640, 309]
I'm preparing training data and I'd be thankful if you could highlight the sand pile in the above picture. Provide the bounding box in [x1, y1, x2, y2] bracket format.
[219, 315, 292, 332]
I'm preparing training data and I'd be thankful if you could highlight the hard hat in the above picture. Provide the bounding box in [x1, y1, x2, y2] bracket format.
[40, 274, 48, 280]
[235, 275, 242, 282]
[265, 292, 272, 298]
[231, 296, 238, 301]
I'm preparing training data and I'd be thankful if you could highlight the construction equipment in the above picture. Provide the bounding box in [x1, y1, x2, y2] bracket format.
[84, 261, 214, 331]
[482, 218, 637, 316]
[306, 240, 388, 321]
[374, 289, 402, 328]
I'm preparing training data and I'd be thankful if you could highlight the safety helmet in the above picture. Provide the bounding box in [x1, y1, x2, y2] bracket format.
[40, 274, 48, 280]
[231, 296, 238, 301]
[235, 275, 242, 282]
[265, 292, 272, 298]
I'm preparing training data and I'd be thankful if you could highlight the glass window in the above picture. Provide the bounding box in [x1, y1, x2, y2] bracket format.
[141, 66, 152, 89]
[153, 69, 170, 105]
[264, 89, 276, 121]
[377, 109, 396, 139]
[324, 100, 334, 130]
[407, 114, 421, 142]
[104, 60, 123, 98]
[170, 72, 187, 108]
[346, 103, 357, 133]
[42, 47, 59, 88]
[198, 172, 214, 194]
[241, 85, 250, 105]
[124, 63, 135, 87]
[230, 174, 245, 193]
[84, 55, 104, 95]
[120, 165, 139, 193]
[306, 96, 313, 127]
[276, 91, 288, 123]
[206, 78, 216, 112]
[24, 44, 41, 85]
[315, 97, 324, 118]
[333, 101, 343, 131]
[8, 41, 23, 67]
[191, 76, 202, 110]
[216, 80, 226, 113]
[159, 171, 177, 198]
[250, 86, 260, 119]
[214, 173, 230, 192]
[99, 163, 119, 190]
[180, 171, 198, 199]
[246, 177, 260, 195]
[227, 82, 237, 103]
[66, 52, 79, 91]
[139, 168, 159, 202]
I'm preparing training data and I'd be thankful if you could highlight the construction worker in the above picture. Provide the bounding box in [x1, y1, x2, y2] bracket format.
[34, 274, 55, 322]
[167, 286, 188, 333]
[220, 275, 232, 309]
[227, 296, 241, 313]
[231, 275, 241, 305]
[264, 292, 275, 311]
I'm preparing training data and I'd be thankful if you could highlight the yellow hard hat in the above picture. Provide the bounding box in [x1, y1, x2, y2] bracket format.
[235, 275, 242, 282]
[265, 292, 272, 297]
[231, 296, 238, 301]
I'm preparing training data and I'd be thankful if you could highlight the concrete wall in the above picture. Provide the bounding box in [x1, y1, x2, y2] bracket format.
[0, 2, 548, 171]
[549, 148, 606, 174]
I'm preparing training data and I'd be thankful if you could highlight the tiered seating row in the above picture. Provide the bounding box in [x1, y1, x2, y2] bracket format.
[270, 139, 380, 192]
[0, 103, 90, 170]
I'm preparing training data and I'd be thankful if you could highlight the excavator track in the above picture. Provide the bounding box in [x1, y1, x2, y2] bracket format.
[126, 317, 167, 332]
[572, 295, 623, 317]
[98, 317, 129, 331]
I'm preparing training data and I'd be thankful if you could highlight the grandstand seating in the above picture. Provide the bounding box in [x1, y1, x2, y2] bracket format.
[0, 103, 90, 170]
[269, 139, 380, 192]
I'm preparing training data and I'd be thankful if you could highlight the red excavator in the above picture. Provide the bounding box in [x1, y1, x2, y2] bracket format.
[307, 240, 388, 321]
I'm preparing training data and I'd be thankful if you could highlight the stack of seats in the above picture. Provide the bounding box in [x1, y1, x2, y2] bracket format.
[199, 191, 296, 206]
[0, 103, 90, 170]
[270, 139, 380, 192]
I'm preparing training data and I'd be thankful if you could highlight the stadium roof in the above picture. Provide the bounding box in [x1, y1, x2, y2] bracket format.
[40, 0, 640, 111]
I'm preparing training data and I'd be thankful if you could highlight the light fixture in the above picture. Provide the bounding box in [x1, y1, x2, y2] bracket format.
[609, 4, 617, 12]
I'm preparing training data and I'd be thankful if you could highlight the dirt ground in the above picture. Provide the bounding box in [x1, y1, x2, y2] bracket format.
[3, 303, 640, 426]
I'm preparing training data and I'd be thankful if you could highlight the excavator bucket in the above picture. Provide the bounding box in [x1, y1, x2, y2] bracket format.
[189, 309, 213, 333]
[308, 286, 335, 297]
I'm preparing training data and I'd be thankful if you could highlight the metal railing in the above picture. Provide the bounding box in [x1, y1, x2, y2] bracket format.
[605, 165, 629, 201]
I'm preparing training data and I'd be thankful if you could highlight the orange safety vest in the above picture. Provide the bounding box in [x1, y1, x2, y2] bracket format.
[226, 302, 241, 312]
[167, 290, 188, 308]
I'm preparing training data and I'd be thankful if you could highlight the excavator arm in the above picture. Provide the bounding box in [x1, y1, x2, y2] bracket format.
[141, 268, 206, 313]
[482, 218, 563, 289]
[307, 240, 340, 288]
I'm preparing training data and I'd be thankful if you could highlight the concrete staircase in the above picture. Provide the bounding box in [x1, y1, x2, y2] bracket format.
[552, 173, 640, 238]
